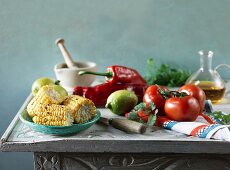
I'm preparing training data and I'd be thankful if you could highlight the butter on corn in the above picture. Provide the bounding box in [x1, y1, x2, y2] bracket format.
[62, 95, 96, 124]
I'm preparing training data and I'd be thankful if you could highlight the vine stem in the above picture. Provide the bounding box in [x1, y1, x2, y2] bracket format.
[157, 85, 188, 99]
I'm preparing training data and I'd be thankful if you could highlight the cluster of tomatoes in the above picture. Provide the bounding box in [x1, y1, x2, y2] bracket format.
[141, 84, 206, 122]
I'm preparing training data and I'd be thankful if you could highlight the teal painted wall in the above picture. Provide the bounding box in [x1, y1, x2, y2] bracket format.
[1, 0, 230, 169]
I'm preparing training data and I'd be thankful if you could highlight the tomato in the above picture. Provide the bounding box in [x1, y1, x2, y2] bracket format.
[125, 111, 151, 123]
[164, 96, 200, 121]
[143, 85, 168, 115]
[178, 84, 206, 113]
[137, 111, 151, 123]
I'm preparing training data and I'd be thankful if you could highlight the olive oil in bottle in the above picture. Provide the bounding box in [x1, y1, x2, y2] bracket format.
[185, 50, 226, 104]
[196, 81, 225, 103]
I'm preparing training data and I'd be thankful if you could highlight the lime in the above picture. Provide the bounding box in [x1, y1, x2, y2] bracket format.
[105, 90, 138, 115]
[32, 77, 55, 96]
[51, 84, 68, 98]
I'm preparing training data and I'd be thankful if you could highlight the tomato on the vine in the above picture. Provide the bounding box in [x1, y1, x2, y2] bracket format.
[142, 84, 205, 122]
[143, 85, 168, 115]
[164, 95, 200, 121]
[178, 84, 206, 113]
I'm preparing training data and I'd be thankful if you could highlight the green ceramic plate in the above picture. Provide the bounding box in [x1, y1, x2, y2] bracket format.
[19, 110, 101, 135]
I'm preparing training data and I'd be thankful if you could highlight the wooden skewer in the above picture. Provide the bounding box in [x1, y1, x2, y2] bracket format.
[55, 38, 78, 68]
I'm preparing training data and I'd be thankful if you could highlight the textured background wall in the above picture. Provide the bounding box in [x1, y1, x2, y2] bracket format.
[1, 0, 230, 169]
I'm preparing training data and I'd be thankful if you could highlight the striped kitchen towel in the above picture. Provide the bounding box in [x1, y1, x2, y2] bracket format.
[156, 100, 230, 141]
[157, 115, 230, 141]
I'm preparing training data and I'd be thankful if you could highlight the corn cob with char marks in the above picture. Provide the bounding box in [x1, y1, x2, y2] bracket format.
[62, 95, 96, 124]
[32, 104, 74, 126]
[26, 84, 96, 126]
[26, 84, 74, 126]
[27, 85, 67, 117]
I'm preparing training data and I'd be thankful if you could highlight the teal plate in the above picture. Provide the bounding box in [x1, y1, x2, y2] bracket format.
[19, 110, 101, 135]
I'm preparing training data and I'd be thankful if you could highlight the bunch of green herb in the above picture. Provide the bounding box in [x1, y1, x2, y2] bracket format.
[207, 111, 230, 125]
[145, 58, 191, 87]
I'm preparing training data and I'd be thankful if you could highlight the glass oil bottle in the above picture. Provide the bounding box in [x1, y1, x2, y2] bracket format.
[186, 50, 226, 103]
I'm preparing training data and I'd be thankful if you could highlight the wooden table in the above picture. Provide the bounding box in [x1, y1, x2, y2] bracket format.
[1, 92, 230, 170]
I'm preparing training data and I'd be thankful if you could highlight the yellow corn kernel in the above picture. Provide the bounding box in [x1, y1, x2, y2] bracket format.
[32, 112, 73, 126]
[27, 85, 67, 117]
[62, 95, 96, 124]
[27, 103, 70, 117]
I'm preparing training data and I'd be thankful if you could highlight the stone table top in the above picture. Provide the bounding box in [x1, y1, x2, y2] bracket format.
[1, 84, 230, 154]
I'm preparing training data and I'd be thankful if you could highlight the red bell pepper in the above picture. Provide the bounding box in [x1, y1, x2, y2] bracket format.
[78, 65, 147, 85]
[73, 83, 148, 107]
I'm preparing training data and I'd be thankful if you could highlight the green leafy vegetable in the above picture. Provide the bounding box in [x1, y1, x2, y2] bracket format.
[126, 102, 158, 126]
[145, 58, 191, 87]
[147, 114, 156, 126]
[127, 111, 139, 121]
[208, 111, 230, 125]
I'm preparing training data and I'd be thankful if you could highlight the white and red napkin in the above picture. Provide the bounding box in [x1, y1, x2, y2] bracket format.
[156, 115, 230, 141]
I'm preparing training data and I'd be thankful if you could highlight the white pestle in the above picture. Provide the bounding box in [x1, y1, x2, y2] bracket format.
[55, 38, 79, 68]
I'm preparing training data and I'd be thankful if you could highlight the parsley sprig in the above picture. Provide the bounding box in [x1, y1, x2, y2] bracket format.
[207, 111, 230, 125]
[127, 102, 158, 126]
[145, 58, 191, 87]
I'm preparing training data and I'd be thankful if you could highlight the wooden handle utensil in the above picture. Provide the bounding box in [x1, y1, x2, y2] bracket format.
[98, 117, 147, 134]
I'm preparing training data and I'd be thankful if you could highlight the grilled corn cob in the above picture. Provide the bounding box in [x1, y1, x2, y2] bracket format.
[32, 106, 74, 126]
[62, 95, 96, 124]
[27, 85, 67, 117]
